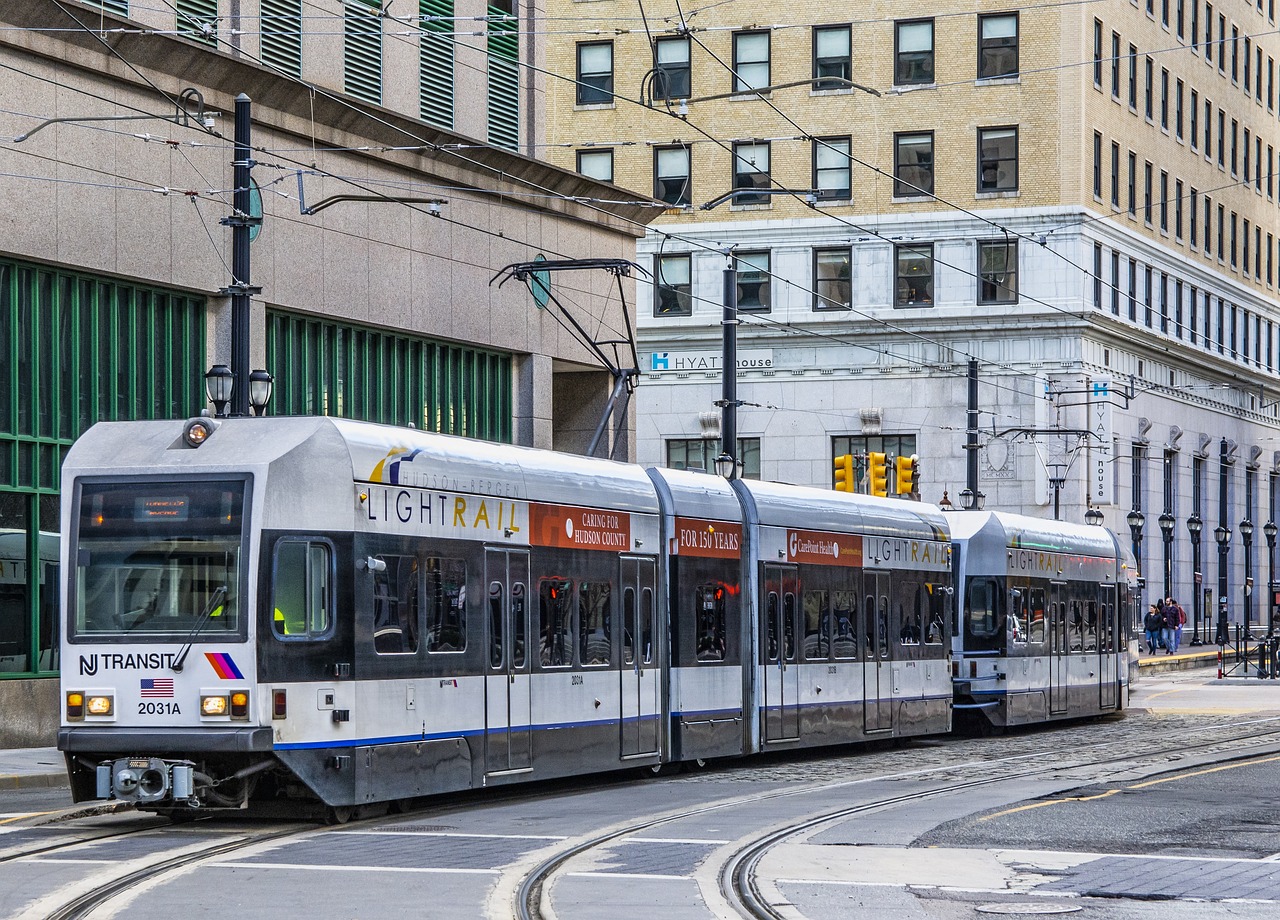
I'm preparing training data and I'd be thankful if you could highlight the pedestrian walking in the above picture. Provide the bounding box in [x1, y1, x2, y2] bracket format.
[1161, 597, 1178, 654]
[1169, 597, 1186, 653]
[1144, 604, 1163, 654]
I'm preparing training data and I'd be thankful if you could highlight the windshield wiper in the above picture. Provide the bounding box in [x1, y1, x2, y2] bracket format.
[172, 585, 228, 673]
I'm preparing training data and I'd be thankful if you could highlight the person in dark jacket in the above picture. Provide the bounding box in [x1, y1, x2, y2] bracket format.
[1144, 604, 1163, 654]
[1161, 598, 1179, 654]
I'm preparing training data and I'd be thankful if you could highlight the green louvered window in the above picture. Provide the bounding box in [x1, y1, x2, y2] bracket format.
[265, 311, 513, 442]
[487, 1, 519, 150]
[345, 0, 383, 105]
[261, 0, 303, 77]
[176, 0, 218, 45]
[0, 258, 207, 494]
[420, 0, 455, 128]
[90, 0, 130, 15]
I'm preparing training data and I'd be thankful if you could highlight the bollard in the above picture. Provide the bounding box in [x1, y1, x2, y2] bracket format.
[1217, 647, 1223, 679]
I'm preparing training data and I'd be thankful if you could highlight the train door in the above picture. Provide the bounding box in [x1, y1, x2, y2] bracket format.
[863, 571, 892, 733]
[484, 549, 531, 775]
[762, 564, 799, 742]
[1098, 585, 1119, 710]
[619, 557, 659, 758]
[1048, 583, 1067, 715]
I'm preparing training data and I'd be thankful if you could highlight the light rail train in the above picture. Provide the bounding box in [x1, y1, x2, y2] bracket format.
[57, 417, 1133, 819]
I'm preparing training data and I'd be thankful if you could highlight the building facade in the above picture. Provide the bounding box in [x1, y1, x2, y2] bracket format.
[0, 0, 651, 744]
[545, 0, 1280, 636]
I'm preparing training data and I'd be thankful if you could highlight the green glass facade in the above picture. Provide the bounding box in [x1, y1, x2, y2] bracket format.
[0, 256, 207, 677]
[265, 310, 513, 442]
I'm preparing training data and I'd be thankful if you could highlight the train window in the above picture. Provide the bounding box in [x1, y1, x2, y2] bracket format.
[877, 595, 890, 657]
[272, 540, 333, 639]
[511, 581, 526, 668]
[1028, 588, 1046, 644]
[488, 581, 505, 669]
[640, 587, 654, 664]
[425, 558, 466, 653]
[832, 590, 858, 658]
[372, 555, 419, 654]
[783, 592, 797, 660]
[579, 581, 612, 666]
[1008, 589, 1026, 645]
[901, 590, 923, 644]
[1083, 600, 1099, 652]
[623, 587, 636, 665]
[802, 590, 830, 660]
[966, 577, 1001, 638]
[765, 591, 780, 662]
[538, 578, 573, 667]
[863, 595, 875, 657]
[695, 584, 726, 661]
[1068, 601, 1083, 651]
[923, 584, 945, 645]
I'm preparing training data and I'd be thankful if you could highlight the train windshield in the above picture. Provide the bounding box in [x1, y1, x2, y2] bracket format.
[71, 480, 248, 641]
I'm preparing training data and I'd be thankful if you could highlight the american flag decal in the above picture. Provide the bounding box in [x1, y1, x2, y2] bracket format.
[140, 678, 174, 698]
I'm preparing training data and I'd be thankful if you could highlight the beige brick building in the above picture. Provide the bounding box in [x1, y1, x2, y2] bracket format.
[545, 0, 1280, 629]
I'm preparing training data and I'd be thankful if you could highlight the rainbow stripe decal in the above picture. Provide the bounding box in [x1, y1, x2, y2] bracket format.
[204, 652, 245, 680]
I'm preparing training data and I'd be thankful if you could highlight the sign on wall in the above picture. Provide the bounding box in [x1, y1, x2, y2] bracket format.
[1089, 377, 1115, 505]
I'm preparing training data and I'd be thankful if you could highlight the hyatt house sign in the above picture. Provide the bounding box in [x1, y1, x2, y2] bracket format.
[648, 350, 774, 373]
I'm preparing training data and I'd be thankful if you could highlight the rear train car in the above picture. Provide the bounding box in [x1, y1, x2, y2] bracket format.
[949, 511, 1138, 730]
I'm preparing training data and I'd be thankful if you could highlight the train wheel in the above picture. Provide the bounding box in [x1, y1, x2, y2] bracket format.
[324, 805, 354, 825]
[682, 758, 707, 773]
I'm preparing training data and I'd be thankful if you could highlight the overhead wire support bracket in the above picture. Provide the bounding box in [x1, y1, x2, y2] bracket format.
[13, 86, 219, 142]
[294, 170, 447, 216]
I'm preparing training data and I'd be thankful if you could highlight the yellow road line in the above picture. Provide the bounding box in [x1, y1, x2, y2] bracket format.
[0, 810, 53, 825]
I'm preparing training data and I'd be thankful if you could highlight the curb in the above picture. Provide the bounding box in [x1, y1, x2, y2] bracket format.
[0, 772, 69, 792]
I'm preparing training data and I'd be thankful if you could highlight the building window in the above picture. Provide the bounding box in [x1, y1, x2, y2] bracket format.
[1144, 56, 1154, 118]
[814, 248, 852, 310]
[1159, 170, 1168, 231]
[344, 0, 383, 104]
[894, 132, 933, 197]
[1127, 151, 1136, 215]
[486, 0, 519, 150]
[1160, 68, 1169, 128]
[1128, 44, 1138, 107]
[654, 254, 692, 316]
[1110, 142, 1120, 207]
[895, 244, 934, 307]
[1175, 78, 1183, 137]
[419, 0, 455, 128]
[653, 37, 690, 99]
[654, 146, 691, 207]
[576, 149, 613, 182]
[576, 42, 613, 104]
[1112, 32, 1121, 98]
[1190, 187, 1199, 245]
[977, 13, 1017, 78]
[1190, 89, 1198, 147]
[735, 251, 771, 312]
[733, 30, 770, 92]
[813, 25, 851, 90]
[977, 126, 1017, 192]
[732, 142, 770, 205]
[667, 438, 760, 479]
[1093, 132, 1103, 197]
[813, 136, 851, 199]
[978, 240, 1017, 304]
[1143, 161, 1153, 223]
[895, 19, 934, 85]
[1174, 179, 1183, 238]
[1093, 19, 1103, 86]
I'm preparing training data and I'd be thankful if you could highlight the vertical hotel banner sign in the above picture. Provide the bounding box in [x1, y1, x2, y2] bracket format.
[1089, 377, 1115, 505]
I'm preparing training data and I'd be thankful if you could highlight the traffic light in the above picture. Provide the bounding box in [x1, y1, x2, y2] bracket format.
[894, 454, 915, 495]
[833, 454, 854, 492]
[868, 452, 888, 497]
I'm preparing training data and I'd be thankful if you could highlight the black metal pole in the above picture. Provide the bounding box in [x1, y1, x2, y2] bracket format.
[966, 359, 979, 498]
[720, 261, 738, 471]
[1217, 438, 1230, 643]
[1190, 533, 1202, 644]
[224, 93, 258, 418]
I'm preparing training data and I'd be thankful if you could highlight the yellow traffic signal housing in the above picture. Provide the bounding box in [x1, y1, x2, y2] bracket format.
[833, 454, 854, 492]
[868, 452, 889, 497]
[895, 454, 916, 495]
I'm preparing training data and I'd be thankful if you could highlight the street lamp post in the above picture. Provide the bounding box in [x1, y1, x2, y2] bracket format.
[1265, 520, 1277, 639]
[1215, 523, 1230, 645]
[1158, 512, 1175, 602]
[1127, 509, 1145, 608]
[1240, 518, 1254, 635]
[1187, 514, 1203, 645]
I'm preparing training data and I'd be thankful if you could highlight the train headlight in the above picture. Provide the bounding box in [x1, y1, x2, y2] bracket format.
[200, 694, 229, 716]
[230, 691, 249, 720]
[183, 417, 220, 447]
[86, 695, 114, 716]
[66, 692, 85, 720]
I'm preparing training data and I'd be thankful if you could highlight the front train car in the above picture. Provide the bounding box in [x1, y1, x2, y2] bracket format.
[949, 511, 1135, 730]
[59, 416, 664, 817]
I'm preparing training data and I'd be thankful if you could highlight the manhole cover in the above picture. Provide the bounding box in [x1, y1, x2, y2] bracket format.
[976, 904, 1082, 915]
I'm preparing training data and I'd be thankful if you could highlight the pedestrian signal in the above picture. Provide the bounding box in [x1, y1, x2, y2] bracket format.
[833, 454, 854, 492]
[868, 452, 889, 497]
[894, 454, 917, 496]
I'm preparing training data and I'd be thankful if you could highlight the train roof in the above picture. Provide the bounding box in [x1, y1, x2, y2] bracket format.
[645, 467, 743, 522]
[946, 509, 1121, 558]
[738, 479, 950, 541]
[64, 417, 661, 516]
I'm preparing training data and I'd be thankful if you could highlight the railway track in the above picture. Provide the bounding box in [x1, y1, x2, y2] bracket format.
[512, 715, 1280, 920]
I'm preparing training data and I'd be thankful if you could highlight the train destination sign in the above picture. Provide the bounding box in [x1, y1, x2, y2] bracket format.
[672, 517, 741, 559]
